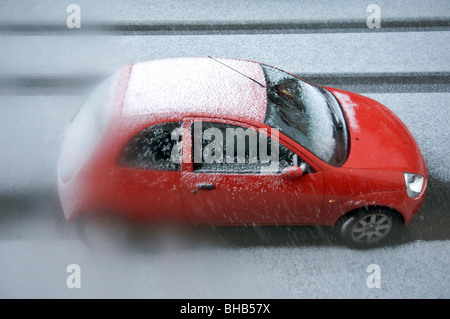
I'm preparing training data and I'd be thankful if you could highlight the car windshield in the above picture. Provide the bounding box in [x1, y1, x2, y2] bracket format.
[261, 64, 349, 166]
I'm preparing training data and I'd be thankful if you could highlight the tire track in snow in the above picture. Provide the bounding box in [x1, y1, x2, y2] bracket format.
[1, 18, 449, 35]
[1, 72, 449, 95]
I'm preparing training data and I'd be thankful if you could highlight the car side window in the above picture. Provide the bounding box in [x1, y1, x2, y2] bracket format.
[118, 122, 182, 171]
[192, 121, 314, 174]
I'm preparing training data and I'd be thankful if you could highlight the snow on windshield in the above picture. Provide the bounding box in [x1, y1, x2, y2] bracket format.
[262, 65, 336, 163]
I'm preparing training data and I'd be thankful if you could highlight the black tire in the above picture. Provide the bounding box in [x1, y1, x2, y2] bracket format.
[338, 208, 402, 249]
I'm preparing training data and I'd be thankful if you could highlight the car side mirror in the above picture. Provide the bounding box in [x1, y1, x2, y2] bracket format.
[281, 166, 304, 179]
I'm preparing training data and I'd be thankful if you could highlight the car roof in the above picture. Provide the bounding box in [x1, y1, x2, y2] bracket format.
[120, 57, 267, 122]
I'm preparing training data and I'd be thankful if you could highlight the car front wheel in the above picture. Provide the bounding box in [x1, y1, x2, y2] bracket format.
[339, 208, 402, 248]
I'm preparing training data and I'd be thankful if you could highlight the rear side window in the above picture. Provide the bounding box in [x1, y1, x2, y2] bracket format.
[118, 122, 182, 171]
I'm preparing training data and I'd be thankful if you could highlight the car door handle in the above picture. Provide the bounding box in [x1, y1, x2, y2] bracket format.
[196, 183, 215, 191]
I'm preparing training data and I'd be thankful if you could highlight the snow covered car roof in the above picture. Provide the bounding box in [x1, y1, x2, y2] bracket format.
[121, 57, 267, 122]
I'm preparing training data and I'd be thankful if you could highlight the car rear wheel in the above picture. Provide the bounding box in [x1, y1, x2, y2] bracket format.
[76, 212, 137, 250]
[339, 208, 401, 248]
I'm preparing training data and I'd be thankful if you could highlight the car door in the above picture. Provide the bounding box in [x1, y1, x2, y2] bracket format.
[180, 118, 325, 225]
[114, 121, 185, 222]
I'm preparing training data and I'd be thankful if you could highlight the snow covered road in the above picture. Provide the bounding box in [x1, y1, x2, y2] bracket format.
[0, 237, 448, 298]
[2, 32, 449, 76]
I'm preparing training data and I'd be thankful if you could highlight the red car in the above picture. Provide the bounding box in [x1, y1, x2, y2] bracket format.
[58, 57, 427, 248]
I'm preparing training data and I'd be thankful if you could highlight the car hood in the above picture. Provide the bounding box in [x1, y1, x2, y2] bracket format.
[327, 88, 426, 175]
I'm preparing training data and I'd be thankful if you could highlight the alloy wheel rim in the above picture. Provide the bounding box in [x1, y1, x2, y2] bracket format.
[350, 213, 392, 244]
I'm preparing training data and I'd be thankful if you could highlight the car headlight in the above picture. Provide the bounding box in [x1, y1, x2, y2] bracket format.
[404, 172, 424, 198]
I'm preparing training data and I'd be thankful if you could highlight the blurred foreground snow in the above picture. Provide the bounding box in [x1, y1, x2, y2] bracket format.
[0, 238, 448, 298]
